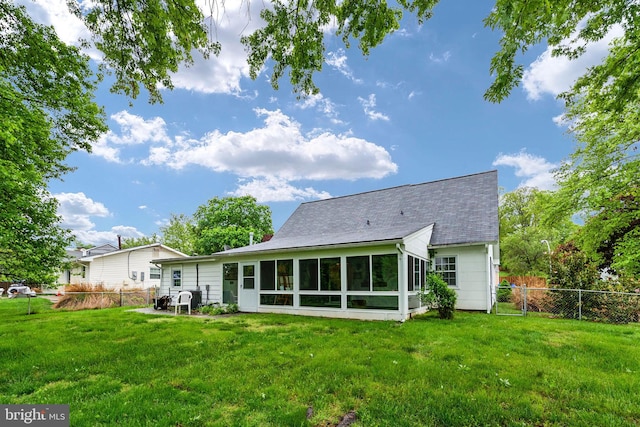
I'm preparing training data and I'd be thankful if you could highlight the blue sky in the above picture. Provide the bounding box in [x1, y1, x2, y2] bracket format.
[23, 0, 618, 246]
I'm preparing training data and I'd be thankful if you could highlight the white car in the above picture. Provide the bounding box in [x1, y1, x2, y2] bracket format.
[7, 283, 37, 298]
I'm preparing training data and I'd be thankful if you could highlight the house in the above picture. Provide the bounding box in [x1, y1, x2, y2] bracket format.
[155, 171, 500, 321]
[57, 243, 188, 289]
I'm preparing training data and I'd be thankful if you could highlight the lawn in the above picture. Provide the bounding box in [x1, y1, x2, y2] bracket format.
[1, 298, 639, 426]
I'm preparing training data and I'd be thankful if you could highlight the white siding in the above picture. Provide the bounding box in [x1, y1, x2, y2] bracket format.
[404, 225, 433, 258]
[433, 245, 489, 311]
[158, 262, 223, 306]
[77, 246, 186, 289]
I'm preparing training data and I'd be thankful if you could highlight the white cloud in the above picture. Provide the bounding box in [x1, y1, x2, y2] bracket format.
[493, 151, 558, 190]
[326, 49, 363, 83]
[229, 177, 332, 202]
[108, 111, 172, 145]
[55, 192, 110, 230]
[358, 94, 390, 121]
[55, 192, 144, 245]
[522, 24, 624, 100]
[141, 109, 397, 182]
[296, 93, 343, 124]
[93, 108, 397, 202]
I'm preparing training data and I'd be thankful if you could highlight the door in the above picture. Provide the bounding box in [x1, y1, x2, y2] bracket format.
[238, 263, 258, 312]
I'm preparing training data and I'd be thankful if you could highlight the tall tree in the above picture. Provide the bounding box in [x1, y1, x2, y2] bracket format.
[499, 188, 577, 276]
[160, 213, 197, 255]
[0, 1, 106, 284]
[193, 196, 273, 254]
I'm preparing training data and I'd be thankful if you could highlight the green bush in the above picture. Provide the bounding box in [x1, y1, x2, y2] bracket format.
[420, 273, 457, 319]
[199, 303, 239, 316]
[497, 279, 512, 302]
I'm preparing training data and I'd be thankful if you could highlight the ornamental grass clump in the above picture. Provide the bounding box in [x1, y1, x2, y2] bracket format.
[420, 273, 457, 319]
[54, 283, 117, 310]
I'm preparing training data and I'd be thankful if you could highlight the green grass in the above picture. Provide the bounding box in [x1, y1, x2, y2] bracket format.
[1, 298, 639, 426]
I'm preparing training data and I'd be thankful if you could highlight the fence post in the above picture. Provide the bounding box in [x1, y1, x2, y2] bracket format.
[523, 284, 527, 316]
[578, 289, 582, 321]
[120, 289, 123, 307]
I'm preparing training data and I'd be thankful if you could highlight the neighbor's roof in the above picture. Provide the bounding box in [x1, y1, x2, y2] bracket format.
[78, 243, 188, 262]
[214, 170, 498, 256]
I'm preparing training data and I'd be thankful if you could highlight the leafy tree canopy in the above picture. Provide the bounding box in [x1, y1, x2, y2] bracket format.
[121, 234, 160, 249]
[66, 0, 637, 104]
[193, 196, 274, 255]
[0, 1, 106, 284]
[499, 187, 577, 276]
[159, 214, 197, 256]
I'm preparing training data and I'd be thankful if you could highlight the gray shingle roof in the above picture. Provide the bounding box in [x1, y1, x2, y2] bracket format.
[221, 170, 498, 255]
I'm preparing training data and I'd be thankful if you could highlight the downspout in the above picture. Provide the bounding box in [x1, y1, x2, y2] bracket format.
[396, 243, 407, 322]
[485, 244, 492, 314]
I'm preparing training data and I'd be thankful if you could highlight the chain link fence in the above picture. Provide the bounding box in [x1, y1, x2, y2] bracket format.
[495, 285, 640, 323]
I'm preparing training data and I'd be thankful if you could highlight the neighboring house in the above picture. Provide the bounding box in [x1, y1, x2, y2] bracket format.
[155, 171, 500, 321]
[57, 243, 188, 289]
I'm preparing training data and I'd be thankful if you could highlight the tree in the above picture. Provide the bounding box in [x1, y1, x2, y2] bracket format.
[65, 0, 637, 104]
[160, 213, 197, 255]
[193, 196, 274, 254]
[121, 234, 160, 249]
[0, 1, 106, 284]
[499, 188, 577, 276]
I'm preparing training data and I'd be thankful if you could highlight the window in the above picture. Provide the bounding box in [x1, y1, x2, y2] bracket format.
[372, 254, 398, 291]
[347, 295, 398, 310]
[260, 261, 275, 290]
[299, 257, 341, 291]
[243, 264, 255, 289]
[223, 263, 238, 304]
[260, 259, 294, 290]
[277, 259, 293, 290]
[150, 267, 161, 280]
[299, 259, 318, 291]
[320, 258, 341, 291]
[407, 256, 427, 291]
[435, 256, 457, 287]
[172, 268, 181, 287]
[299, 257, 341, 308]
[347, 255, 398, 291]
[347, 256, 370, 291]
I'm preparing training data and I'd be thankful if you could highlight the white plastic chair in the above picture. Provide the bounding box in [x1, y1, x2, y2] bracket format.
[175, 291, 193, 315]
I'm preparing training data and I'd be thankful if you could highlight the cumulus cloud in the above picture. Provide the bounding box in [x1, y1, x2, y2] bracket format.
[95, 108, 396, 202]
[229, 177, 332, 202]
[358, 94, 390, 121]
[493, 151, 558, 190]
[522, 24, 624, 100]
[144, 108, 397, 181]
[55, 192, 144, 245]
[108, 111, 172, 146]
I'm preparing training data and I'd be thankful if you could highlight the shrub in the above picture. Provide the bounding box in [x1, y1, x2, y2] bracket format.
[200, 303, 239, 316]
[420, 273, 457, 319]
[497, 279, 512, 302]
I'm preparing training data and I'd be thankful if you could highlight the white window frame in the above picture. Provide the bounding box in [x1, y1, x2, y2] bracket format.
[434, 256, 457, 288]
